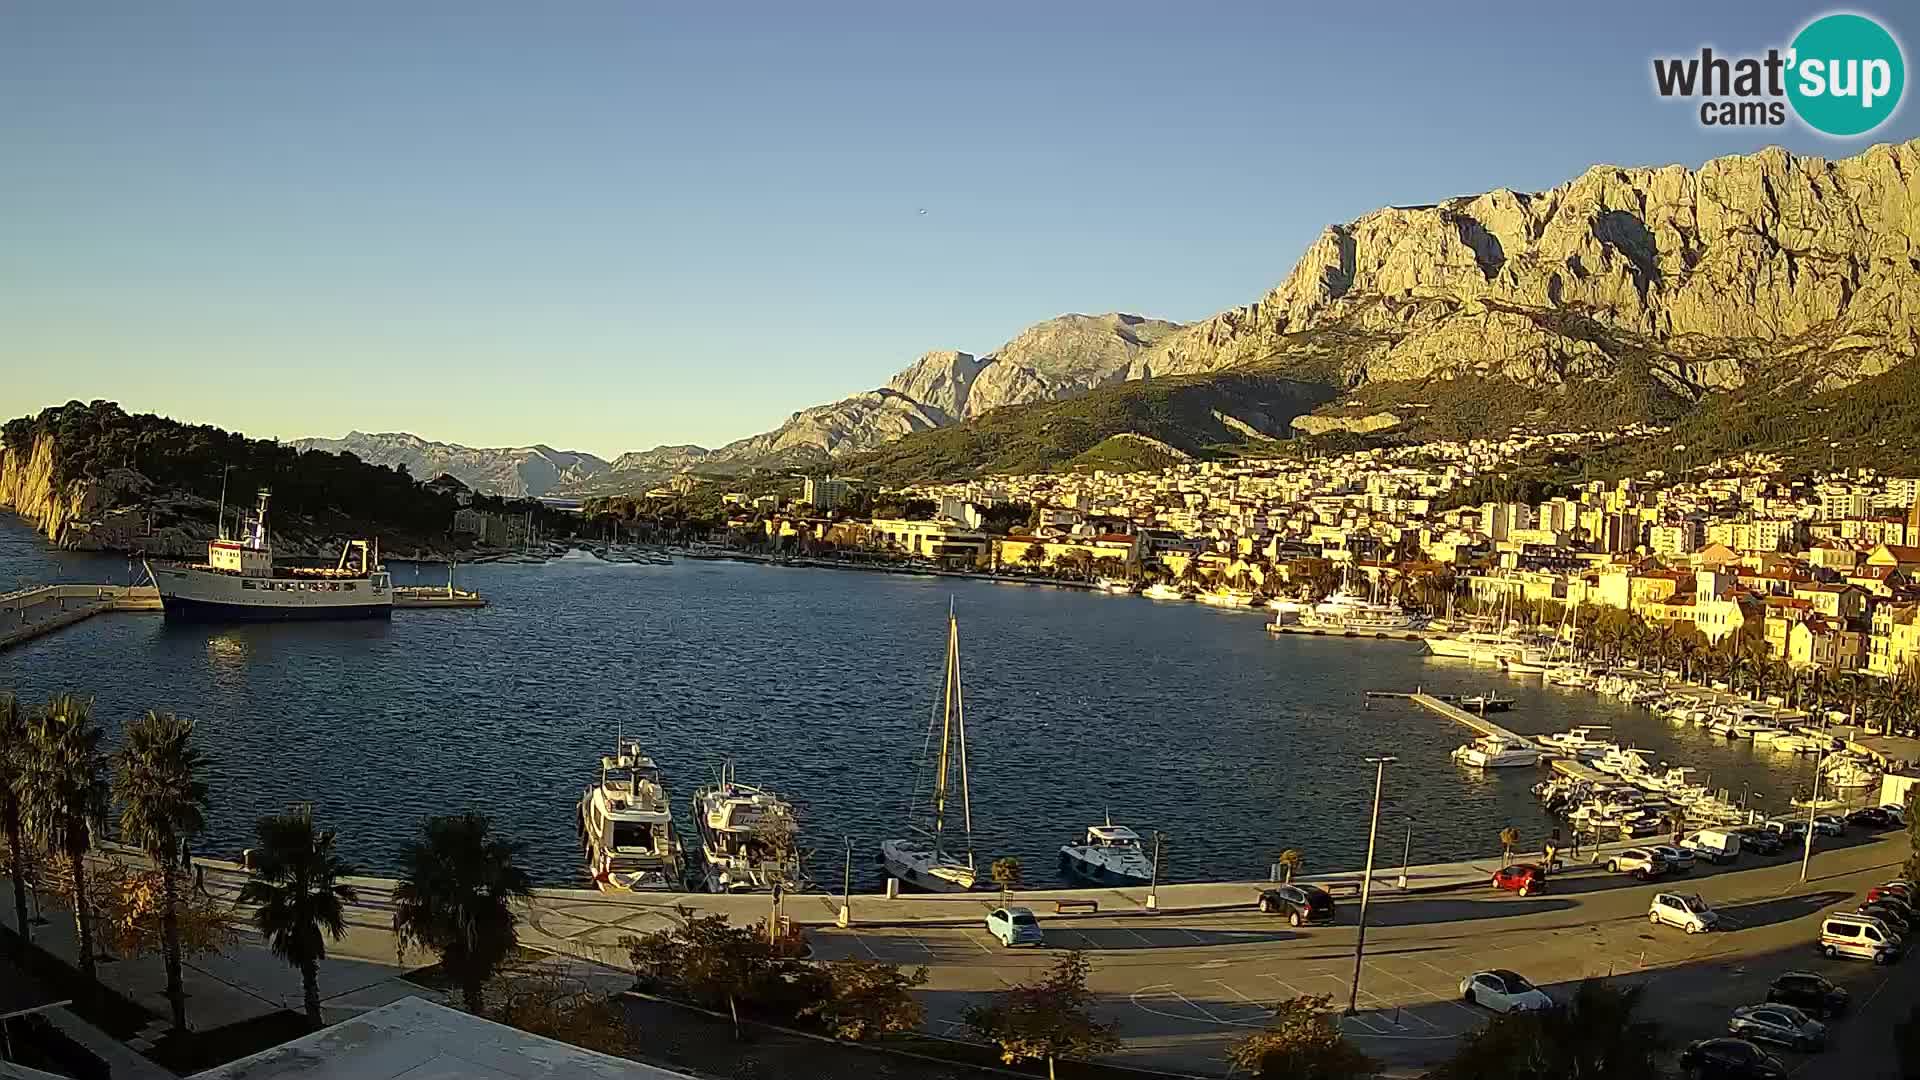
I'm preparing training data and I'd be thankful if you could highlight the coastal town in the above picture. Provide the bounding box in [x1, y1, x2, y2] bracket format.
[641, 427, 1920, 690]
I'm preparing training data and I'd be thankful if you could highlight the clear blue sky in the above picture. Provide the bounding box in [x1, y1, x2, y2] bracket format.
[3, 2, 1915, 458]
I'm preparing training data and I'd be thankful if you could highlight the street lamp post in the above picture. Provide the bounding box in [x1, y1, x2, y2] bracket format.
[1347, 755, 1396, 1016]
[839, 836, 853, 927]
[1802, 746, 1824, 884]
[1147, 831, 1164, 911]
[1398, 822, 1412, 890]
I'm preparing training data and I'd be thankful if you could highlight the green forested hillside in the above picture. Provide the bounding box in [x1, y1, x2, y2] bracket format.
[832, 370, 1337, 484]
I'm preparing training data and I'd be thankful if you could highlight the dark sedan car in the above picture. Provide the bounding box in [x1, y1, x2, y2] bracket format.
[1766, 971, 1849, 1018]
[1846, 806, 1897, 830]
[1678, 1037, 1786, 1079]
[1733, 827, 1785, 855]
[1257, 884, 1336, 926]
[1860, 901, 1913, 936]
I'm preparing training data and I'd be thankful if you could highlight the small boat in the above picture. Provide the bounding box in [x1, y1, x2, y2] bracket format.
[1502, 648, 1552, 675]
[1198, 587, 1260, 608]
[1450, 735, 1542, 769]
[1143, 582, 1189, 601]
[580, 736, 685, 892]
[1456, 693, 1515, 713]
[881, 605, 981, 892]
[1537, 726, 1614, 759]
[1096, 578, 1137, 595]
[1059, 821, 1156, 885]
[1820, 755, 1882, 789]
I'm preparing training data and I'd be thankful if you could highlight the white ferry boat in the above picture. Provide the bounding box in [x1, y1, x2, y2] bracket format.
[1059, 822, 1156, 885]
[148, 489, 391, 621]
[691, 762, 803, 893]
[580, 737, 684, 892]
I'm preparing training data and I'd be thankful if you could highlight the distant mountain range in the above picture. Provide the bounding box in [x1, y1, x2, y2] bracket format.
[288, 432, 610, 498]
[304, 138, 1920, 493]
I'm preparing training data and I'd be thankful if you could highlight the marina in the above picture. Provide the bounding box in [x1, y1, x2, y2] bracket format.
[0, 515, 1826, 889]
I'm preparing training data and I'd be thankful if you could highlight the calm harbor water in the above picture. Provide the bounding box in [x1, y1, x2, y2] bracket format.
[0, 515, 1815, 889]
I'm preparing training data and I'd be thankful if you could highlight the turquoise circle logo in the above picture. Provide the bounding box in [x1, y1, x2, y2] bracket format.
[1788, 13, 1905, 136]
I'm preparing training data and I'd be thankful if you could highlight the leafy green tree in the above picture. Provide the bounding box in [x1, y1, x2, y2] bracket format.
[393, 812, 534, 1014]
[1431, 978, 1665, 1079]
[1226, 994, 1379, 1078]
[963, 951, 1120, 1080]
[1019, 543, 1048, 570]
[0, 693, 31, 954]
[991, 856, 1024, 902]
[800, 958, 929, 1040]
[624, 906, 815, 1034]
[238, 809, 360, 1026]
[113, 711, 211, 1032]
[18, 694, 108, 987]
[1276, 848, 1304, 883]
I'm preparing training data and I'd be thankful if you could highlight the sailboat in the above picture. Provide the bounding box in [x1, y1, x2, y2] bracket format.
[880, 605, 980, 892]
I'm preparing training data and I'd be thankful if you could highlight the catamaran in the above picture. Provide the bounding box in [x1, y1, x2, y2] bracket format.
[880, 605, 981, 892]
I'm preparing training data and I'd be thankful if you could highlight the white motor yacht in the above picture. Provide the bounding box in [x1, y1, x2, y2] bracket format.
[691, 761, 803, 893]
[1820, 754, 1882, 789]
[1502, 648, 1552, 675]
[1537, 726, 1615, 759]
[1059, 822, 1157, 885]
[1298, 587, 1428, 632]
[1424, 630, 1525, 663]
[1096, 578, 1137, 595]
[580, 737, 684, 892]
[1198, 587, 1260, 609]
[1450, 735, 1542, 769]
[1143, 582, 1189, 601]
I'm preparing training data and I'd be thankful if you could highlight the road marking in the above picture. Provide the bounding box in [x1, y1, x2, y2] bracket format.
[1208, 979, 1275, 1017]
[1122, 926, 1155, 946]
[1168, 989, 1226, 1023]
[852, 932, 881, 960]
[903, 930, 938, 958]
[959, 930, 995, 955]
[1361, 963, 1447, 1031]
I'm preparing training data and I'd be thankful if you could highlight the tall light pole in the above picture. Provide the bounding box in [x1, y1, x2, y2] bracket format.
[1801, 745, 1824, 884]
[1148, 831, 1164, 911]
[1348, 755, 1396, 1016]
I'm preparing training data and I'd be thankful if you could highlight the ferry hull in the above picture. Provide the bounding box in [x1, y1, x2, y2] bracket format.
[158, 594, 392, 622]
[1058, 848, 1152, 886]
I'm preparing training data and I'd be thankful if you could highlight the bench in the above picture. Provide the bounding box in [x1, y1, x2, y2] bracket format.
[1053, 899, 1099, 914]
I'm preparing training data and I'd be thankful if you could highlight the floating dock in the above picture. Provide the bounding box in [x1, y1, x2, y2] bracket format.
[1401, 691, 1609, 784]
[393, 587, 487, 609]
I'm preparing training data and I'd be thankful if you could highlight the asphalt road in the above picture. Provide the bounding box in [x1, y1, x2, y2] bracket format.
[808, 830, 1917, 1077]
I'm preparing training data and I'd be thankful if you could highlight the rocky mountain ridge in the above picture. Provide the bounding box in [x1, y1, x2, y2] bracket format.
[1126, 139, 1920, 429]
[289, 432, 610, 498]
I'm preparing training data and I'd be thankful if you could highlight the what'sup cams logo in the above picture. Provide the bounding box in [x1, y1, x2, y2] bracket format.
[1653, 12, 1905, 136]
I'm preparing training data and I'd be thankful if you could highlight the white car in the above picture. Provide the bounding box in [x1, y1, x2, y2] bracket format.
[984, 906, 1045, 947]
[1459, 969, 1553, 1013]
[1650, 892, 1718, 934]
[1608, 848, 1666, 878]
[1811, 815, 1845, 837]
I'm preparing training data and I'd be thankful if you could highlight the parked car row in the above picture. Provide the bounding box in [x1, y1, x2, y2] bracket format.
[1676, 970, 1854, 1077]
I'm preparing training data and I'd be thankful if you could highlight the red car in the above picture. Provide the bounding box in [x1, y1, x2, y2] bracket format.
[1491, 863, 1546, 896]
[1869, 883, 1913, 904]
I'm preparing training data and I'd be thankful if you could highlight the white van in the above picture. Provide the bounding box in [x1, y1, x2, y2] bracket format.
[1680, 829, 1741, 864]
[1820, 913, 1903, 964]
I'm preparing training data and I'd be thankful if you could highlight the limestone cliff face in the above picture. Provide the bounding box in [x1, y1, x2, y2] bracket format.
[290, 432, 611, 497]
[1129, 140, 1920, 404]
[0, 434, 103, 545]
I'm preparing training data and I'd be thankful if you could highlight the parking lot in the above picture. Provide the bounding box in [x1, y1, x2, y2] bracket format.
[809, 832, 1917, 1075]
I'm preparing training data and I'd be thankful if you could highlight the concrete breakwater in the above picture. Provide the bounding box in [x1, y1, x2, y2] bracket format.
[0, 583, 159, 652]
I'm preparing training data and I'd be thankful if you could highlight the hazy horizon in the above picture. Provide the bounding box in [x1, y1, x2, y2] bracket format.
[5, 2, 1916, 458]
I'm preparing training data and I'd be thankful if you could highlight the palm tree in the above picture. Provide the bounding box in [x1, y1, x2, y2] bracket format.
[1499, 826, 1521, 867]
[18, 694, 107, 986]
[114, 711, 210, 1032]
[238, 809, 360, 1027]
[392, 812, 533, 1014]
[0, 694, 31, 954]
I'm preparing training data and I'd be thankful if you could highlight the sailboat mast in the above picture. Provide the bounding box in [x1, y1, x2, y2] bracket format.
[931, 611, 956, 859]
[953, 615, 975, 870]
